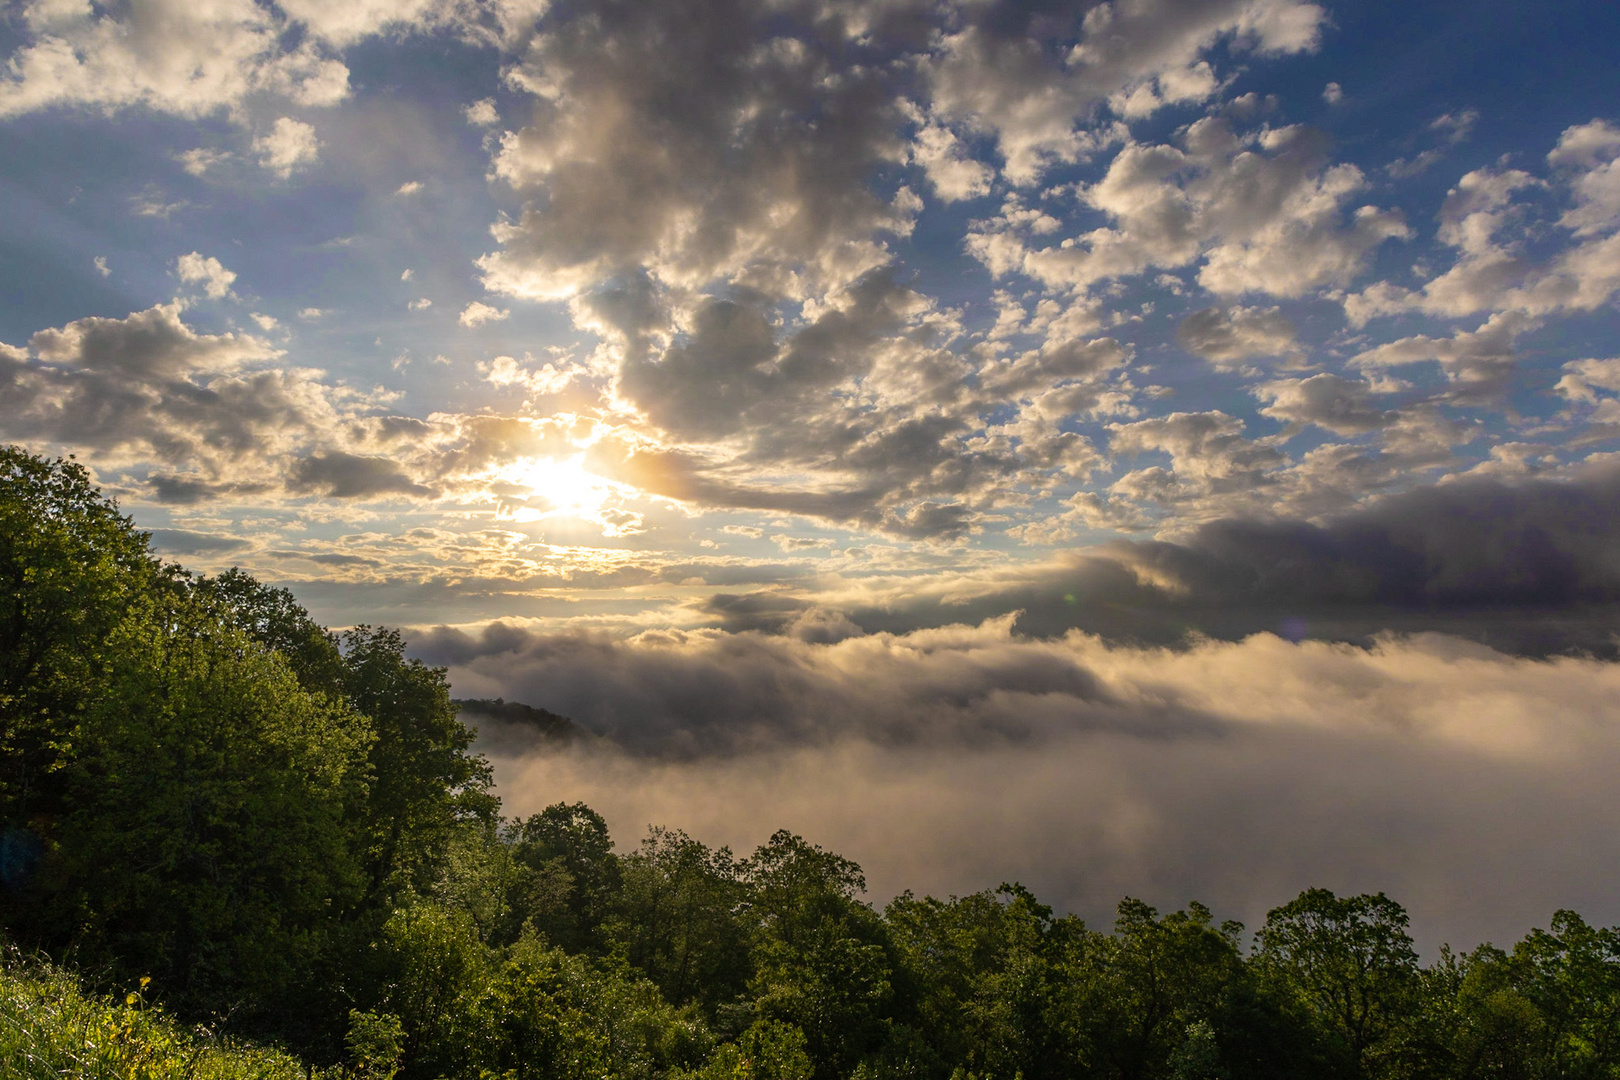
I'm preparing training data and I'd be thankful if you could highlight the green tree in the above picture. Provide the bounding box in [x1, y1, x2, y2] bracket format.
[1255, 889, 1420, 1079]
[1507, 910, 1620, 1078]
[1090, 899, 1249, 1080]
[197, 568, 346, 698]
[885, 885, 1092, 1080]
[509, 801, 623, 952]
[608, 827, 752, 1012]
[0, 448, 157, 833]
[744, 831, 895, 1080]
[48, 585, 374, 1032]
[341, 626, 496, 900]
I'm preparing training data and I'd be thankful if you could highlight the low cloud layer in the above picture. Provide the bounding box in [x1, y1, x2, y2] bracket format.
[418, 467, 1620, 948]
[447, 621, 1620, 952]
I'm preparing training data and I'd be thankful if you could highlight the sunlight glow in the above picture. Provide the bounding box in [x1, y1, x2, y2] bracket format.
[496, 454, 642, 536]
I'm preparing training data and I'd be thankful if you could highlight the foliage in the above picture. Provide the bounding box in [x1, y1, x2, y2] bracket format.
[0, 948, 307, 1080]
[6, 445, 1620, 1080]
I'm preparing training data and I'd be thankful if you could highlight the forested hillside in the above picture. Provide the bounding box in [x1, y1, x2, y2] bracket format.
[3, 444, 1619, 1080]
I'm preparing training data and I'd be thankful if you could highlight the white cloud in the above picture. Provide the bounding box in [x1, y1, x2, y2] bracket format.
[924, 0, 1326, 186]
[1352, 311, 1529, 404]
[1348, 121, 1620, 323]
[175, 252, 237, 300]
[408, 298, 433, 311]
[401, 269, 414, 281]
[178, 148, 231, 177]
[298, 307, 325, 320]
[1555, 357, 1620, 403]
[395, 180, 424, 196]
[459, 301, 511, 328]
[907, 112, 994, 203]
[250, 313, 280, 331]
[972, 119, 1407, 299]
[464, 97, 499, 126]
[93, 255, 109, 277]
[478, 0, 917, 300]
[1322, 81, 1343, 104]
[253, 117, 321, 179]
[274, 0, 454, 47]
[0, 0, 350, 119]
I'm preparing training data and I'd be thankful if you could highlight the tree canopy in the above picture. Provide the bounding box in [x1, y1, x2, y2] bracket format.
[3, 445, 1619, 1080]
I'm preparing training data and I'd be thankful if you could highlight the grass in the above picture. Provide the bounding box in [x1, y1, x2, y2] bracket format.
[0, 950, 311, 1080]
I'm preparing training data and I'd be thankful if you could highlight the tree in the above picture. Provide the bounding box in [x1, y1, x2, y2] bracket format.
[1255, 889, 1420, 1079]
[1091, 899, 1249, 1080]
[509, 801, 622, 952]
[0, 448, 158, 832]
[341, 626, 496, 900]
[886, 885, 1093, 1080]
[744, 832, 895, 1080]
[1507, 910, 1620, 1078]
[197, 568, 345, 698]
[608, 827, 751, 1012]
[41, 574, 373, 1036]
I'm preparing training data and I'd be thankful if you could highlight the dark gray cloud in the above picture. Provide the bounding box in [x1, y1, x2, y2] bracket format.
[881, 467, 1620, 654]
[289, 451, 436, 499]
[144, 528, 253, 555]
[1254, 373, 1389, 433]
[413, 616, 1211, 758]
[648, 468, 1620, 657]
[1177, 305, 1299, 367]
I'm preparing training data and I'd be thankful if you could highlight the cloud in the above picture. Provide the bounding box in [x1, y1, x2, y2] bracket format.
[1322, 81, 1343, 104]
[427, 619, 1620, 949]
[144, 528, 253, 556]
[0, 303, 405, 495]
[459, 301, 510, 327]
[178, 148, 231, 176]
[1254, 373, 1389, 433]
[1177, 305, 1299, 367]
[464, 97, 499, 126]
[26, 301, 270, 379]
[1386, 109, 1479, 178]
[653, 466, 1620, 658]
[0, 0, 350, 119]
[253, 117, 321, 178]
[972, 119, 1408, 298]
[288, 450, 436, 499]
[1352, 310, 1527, 403]
[477, 0, 915, 300]
[906, 113, 994, 203]
[1347, 121, 1620, 323]
[175, 252, 237, 299]
[923, 0, 1327, 185]
[395, 180, 424, 196]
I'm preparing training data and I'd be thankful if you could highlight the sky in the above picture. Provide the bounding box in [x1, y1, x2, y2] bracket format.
[5, 0, 1620, 948]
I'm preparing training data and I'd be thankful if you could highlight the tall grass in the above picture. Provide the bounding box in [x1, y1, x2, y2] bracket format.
[0, 950, 310, 1080]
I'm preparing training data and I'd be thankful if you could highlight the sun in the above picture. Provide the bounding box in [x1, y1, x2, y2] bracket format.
[513, 453, 611, 519]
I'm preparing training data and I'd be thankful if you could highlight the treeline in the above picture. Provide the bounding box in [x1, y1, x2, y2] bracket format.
[2, 445, 1619, 1080]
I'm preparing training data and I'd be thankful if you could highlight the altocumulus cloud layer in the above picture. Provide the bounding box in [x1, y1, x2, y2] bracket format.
[4, 0, 1620, 941]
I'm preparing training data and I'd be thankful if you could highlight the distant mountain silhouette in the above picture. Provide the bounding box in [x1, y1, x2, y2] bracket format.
[453, 697, 590, 754]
